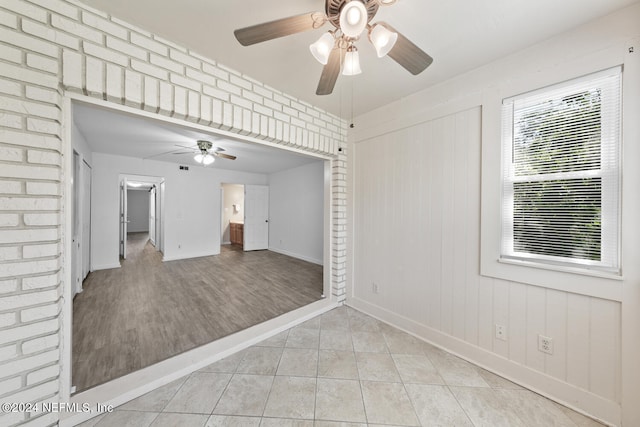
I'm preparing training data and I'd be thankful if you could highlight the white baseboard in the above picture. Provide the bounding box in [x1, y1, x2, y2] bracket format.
[61, 299, 338, 427]
[347, 297, 619, 427]
[162, 250, 219, 262]
[91, 263, 121, 271]
[268, 247, 323, 265]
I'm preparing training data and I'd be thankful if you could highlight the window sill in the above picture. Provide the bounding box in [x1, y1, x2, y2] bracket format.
[480, 255, 623, 302]
[498, 257, 623, 281]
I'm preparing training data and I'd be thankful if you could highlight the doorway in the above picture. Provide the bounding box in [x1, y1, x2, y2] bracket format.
[118, 175, 164, 262]
[221, 183, 270, 251]
[221, 183, 244, 248]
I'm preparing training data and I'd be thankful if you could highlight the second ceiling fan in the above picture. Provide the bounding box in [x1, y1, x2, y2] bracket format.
[234, 0, 433, 95]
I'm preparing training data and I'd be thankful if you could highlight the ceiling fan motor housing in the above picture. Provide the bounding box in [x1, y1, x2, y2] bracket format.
[326, 0, 379, 30]
[197, 140, 213, 152]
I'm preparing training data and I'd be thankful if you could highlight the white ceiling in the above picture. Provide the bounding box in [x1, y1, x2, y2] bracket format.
[73, 102, 321, 174]
[79, 0, 637, 117]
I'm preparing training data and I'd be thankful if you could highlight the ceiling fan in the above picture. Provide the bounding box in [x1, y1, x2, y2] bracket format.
[172, 140, 237, 165]
[233, 0, 433, 95]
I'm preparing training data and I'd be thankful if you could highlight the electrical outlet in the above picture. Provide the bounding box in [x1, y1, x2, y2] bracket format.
[538, 335, 553, 355]
[495, 324, 507, 341]
[371, 282, 379, 294]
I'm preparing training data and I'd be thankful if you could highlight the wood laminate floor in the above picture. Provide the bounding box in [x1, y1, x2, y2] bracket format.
[72, 232, 323, 392]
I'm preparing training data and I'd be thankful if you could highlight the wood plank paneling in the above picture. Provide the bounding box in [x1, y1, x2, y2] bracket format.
[566, 293, 590, 390]
[440, 115, 456, 337]
[589, 298, 621, 402]
[545, 289, 568, 381]
[478, 277, 494, 351]
[452, 112, 469, 341]
[508, 282, 527, 364]
[352, 106, 622, 404]
[493, 279, 509, 358]
[525, 285, 546, 372]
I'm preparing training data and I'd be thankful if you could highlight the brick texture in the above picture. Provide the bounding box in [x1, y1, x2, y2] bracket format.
[0, 0, 348, 425]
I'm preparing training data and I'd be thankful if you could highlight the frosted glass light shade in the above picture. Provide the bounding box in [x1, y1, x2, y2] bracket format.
[202, 154, 215, 165]
[194, 153, 215, 165]
[343, 48, 362, 76]
[340, 1, 368, 38]
[369, 24, 398, 57]
[310, 32, 334, 65]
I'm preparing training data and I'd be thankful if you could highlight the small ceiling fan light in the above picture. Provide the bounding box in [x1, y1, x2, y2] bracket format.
[343, 47, 362, 76]
[340, 1, 368, 38]
[202, 154, 215, 165]
[379, 0, 397, 5]
[194, 153, 204, 163]
[369, 24, 398, 57]
[309, 32, 334, 65]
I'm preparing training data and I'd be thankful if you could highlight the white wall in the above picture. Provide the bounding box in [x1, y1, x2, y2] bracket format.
[91, 152, 268, 269]
[221, 184, 244, 244]
[268, 161, 324, 265]
[72, 122, 92, 166]
[127, 189, 149, 233]
[349, 4, 640, 426]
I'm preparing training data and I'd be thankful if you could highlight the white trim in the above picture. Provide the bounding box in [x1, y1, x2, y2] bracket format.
[347, 297, 619, 427]
[268, 247, 323, 265]
[61, 299, 339, 427]
[60, 97, 73, 407]
[90, 263, 122, 271]
[67, 93, 334, 161]
[503, 66, 622, 104]
[480, 46, 629, 300]
[500, 67, 621, 273]
[162, 250, 219, 262]
[323, 159, 332, 298]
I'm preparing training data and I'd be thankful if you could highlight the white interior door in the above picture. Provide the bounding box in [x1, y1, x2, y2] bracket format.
[119, 178, 128, 259]
[149, 186, 156, 246]
[81, 160, 91, 280]
[244, 184, 269, 251]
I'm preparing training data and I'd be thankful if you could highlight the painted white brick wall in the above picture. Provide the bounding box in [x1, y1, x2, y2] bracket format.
[0, 0, 348, 425]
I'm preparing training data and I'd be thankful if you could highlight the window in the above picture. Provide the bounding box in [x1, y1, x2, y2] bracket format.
[501, 67, 621, 273]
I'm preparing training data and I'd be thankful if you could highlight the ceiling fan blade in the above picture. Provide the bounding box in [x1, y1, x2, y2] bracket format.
[234, 12, 321, 46]
[316, 46, 344, 96]
[215, 152, 237, 160]
[143, 147, 192, 159]
[172, 151, 194, 154]
[379, 22, 433, 75]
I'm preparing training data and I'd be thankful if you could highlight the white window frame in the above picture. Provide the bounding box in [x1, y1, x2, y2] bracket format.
[500, 67, 622, 274]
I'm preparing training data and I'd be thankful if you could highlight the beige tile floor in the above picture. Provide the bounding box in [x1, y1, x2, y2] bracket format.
[79, 306, 604, 427]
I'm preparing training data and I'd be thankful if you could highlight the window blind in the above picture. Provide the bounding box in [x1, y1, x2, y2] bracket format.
[501, 67, 621, 271]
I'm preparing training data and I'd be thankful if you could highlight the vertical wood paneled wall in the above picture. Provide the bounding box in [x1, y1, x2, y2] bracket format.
[352, 106, 621, 409]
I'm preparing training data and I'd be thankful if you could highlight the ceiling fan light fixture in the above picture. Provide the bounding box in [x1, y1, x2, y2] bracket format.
[343, 46, 362, 76]
[202, 154, 215, 165]
[369, 24, 398, 57]
[309, 32, 334, 64]
[194, 153, 204, 163]
[340, 1, 368, 38]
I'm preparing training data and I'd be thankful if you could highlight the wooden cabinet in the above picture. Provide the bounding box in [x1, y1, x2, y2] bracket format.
[230, 222, 244, 246]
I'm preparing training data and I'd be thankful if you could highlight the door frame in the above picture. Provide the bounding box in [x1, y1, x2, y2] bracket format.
[119, 174, 165, 262]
